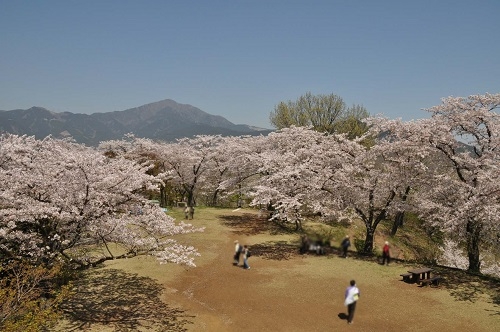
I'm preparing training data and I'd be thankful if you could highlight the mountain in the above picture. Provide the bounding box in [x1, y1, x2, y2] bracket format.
[0, 99, 272, 146]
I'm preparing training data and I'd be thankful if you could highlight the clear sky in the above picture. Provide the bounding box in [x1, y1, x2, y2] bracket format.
[1, 1, 498, 128]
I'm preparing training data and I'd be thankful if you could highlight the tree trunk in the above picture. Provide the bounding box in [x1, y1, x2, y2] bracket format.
[390, 211, 405, 236]
[237, 183, 243, 208]
[363, 227, 375, 254]
[466, 218, 482, 273]
[187, 189, 195, 207]
[391, 186, 410, 236]
[211, 189, 219, 207]
[159, 185, 168, 207]
[294, 210, 302, 231]
[294, 219, 301, 231]
[358, 189, 394, 255]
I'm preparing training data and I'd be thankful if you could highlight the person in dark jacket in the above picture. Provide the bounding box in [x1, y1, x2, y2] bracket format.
[341, 235, 351, 258]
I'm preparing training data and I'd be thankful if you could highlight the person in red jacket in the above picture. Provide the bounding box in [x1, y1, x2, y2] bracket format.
[382, 241, 391, 265]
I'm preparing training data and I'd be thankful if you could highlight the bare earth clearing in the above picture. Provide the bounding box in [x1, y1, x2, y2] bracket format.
[55, 208, 500, 331]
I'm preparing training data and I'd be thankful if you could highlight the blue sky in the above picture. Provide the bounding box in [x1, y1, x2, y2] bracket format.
[1, 1, 498, 128]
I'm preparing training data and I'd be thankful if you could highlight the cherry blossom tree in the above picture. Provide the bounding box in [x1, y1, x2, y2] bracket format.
[216, 135, 269, 206]
[223, 127, 359, 231]
[0, 134, 203, 269]
[367, 93, 499, 272]
[238, 124, 429, 252]
[199, 135, 261, 207]
[362, 118, 444, 235]
[314, 120, 431, 253]
[193, 135, 249, 207]
[157, 135, 225, 208]
[99, 135, 176, 207]
[245, 127, 334, 230]
[100, 135, 232, 209]
[415, 94, 499, 273]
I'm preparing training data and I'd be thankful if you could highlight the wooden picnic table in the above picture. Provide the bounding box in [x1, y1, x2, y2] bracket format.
[408, 267, 433, 284]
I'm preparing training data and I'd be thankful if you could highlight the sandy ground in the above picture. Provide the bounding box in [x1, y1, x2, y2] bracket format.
[56, 208, 500, 331]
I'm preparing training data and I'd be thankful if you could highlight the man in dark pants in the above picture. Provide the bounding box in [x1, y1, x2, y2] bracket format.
[344, 279, 360, 324]
[341, 235, 351, 258]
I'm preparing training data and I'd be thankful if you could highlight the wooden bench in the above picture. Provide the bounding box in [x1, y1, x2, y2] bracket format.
[419, 276, 442, 286]
[400, 273, 412, 282]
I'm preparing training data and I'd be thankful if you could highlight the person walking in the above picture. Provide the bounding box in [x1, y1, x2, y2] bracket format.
[341, 235, 351, 258]
[233, 240, 242, 266]
[243, 245, 250, 270]
[344, 279, 360, 325]
[382, 241, 391, 265]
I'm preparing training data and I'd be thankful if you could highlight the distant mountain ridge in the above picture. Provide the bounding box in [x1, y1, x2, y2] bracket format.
[0, 99, 272, 146]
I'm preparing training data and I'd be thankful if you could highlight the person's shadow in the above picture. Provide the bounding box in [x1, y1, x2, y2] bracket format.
[338, 313, 348, 320]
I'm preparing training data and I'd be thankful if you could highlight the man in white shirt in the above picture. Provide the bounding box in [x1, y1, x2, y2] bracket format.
[344, 279, 360, 324]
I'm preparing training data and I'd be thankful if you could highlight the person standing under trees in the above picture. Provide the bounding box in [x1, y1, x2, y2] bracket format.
[233, 240, 243, 266]
[382, 241, 391, 265]
[184, 206, 194, 219]
[344, 280, 360, 325]
[341, 235, 351, 258]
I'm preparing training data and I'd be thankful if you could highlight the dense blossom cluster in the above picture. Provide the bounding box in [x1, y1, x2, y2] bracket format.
[0, 135, 203, 268]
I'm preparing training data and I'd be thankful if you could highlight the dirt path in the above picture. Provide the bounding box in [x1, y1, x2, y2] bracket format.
[164, 210, 500, 331]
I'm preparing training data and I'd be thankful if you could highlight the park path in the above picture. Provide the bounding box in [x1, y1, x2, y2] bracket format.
[163, 210, 498, 332]
[165, 211, 342, 331]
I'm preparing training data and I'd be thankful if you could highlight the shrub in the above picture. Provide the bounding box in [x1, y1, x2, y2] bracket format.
[354, 238, 374, 255]
[0, 261, 73, 332]
[314, 228, 337, 246]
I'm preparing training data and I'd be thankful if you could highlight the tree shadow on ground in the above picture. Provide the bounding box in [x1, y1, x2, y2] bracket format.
[250, 241, 300, 261]
[221, 212, 308, 261]
[220, 213, 294, 236]
[428, 266, 500, 315]
[60, 268, 193, 331]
